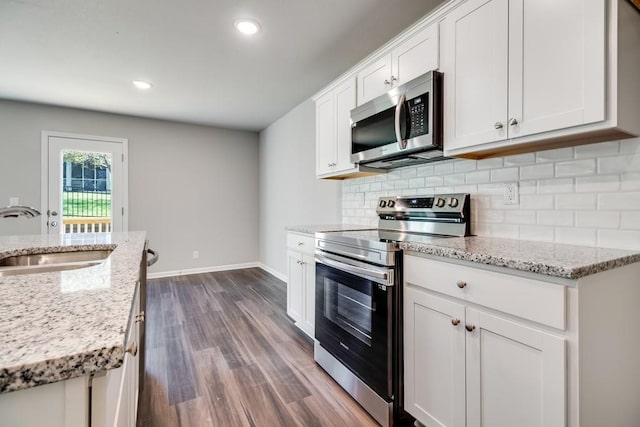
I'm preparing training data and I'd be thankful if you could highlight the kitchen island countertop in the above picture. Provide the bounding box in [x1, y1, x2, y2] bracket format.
[0, 232, 146, 394]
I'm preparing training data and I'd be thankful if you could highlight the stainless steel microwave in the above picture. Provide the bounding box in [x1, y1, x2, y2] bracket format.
[350, 70, 445, 169]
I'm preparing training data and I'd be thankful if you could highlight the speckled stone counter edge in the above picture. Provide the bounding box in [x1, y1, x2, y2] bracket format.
[285, 224, 374, 235]
[400, 241, 640, 280]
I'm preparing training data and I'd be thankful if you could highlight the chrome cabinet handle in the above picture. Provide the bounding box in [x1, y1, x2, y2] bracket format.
[327, 162, 336, 167]
[297, 242, 304, 246]
[395, 93, 407, 150]
[147, 248, 159, 267]
[135, 311, 145, 323]
[465, 324, 476, 333]
[451, 318, 461, 326]
[51, 211, 58, 217]
[126, 341, 138, 357]
[494, 122, 504, 129]
[456, 280, 467, 289]
[509, 118, 519, 126]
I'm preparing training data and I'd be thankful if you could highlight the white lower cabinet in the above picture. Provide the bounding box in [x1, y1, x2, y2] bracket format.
[405, 286, 564, 427]
[286, 232, 316, 338]
[404, 253, 640, 427]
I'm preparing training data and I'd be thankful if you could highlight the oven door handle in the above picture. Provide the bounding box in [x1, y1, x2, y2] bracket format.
[315, 254, 393, 286]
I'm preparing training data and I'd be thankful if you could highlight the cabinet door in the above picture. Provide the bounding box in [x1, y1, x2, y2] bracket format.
[315, 92, 335, 176]
[334, 78, 356, 173]
[286, 250, 303, 324]
[357, 53, 392, 106]
[507, 0, 605, 139]
[465, 308, 565, 427]
[443, 0, 509, 150]
[404, 286, 466, 427]
[301, 254, 316, 338]
[392, 23, 439, 86]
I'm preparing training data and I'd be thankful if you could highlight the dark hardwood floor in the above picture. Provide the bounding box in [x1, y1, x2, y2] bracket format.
[137, 268, 378, 427]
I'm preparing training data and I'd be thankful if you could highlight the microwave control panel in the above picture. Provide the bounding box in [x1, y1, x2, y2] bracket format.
[408, 94, 428, 138]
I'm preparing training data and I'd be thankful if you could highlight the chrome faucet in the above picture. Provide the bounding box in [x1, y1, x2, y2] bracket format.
[0, 206, 42, 218]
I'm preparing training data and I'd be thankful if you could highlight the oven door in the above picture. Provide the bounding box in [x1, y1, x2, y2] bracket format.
[315, 253, 394, 400]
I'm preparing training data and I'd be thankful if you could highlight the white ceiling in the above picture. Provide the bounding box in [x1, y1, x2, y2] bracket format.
[0, 0, 444, 132]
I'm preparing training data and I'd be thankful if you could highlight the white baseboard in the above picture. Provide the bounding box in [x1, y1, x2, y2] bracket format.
[148, 262, 260, 279]
[258, 263, 287, 282]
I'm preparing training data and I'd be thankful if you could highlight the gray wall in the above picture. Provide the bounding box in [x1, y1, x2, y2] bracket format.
[258, 99, 342, 277]
[0, 99, 259, 273]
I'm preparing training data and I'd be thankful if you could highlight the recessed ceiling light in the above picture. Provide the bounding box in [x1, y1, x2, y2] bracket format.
[234, 19, 260, 35]
[132, 80, 152, 90]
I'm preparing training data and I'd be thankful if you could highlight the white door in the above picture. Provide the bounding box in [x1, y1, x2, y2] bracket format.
[443, 0, 509, 151]
[465, 308, 566, 427]
[357, 53, 393, 106]
[315, 92, 336, 176]
[334, 77, 357, 172]
[391, 23, 440, 86]
[286, 249, 304, 324]
[507, 0, 606, 139]
[42, 132, 127, 234]
[404, 286, 466, 427]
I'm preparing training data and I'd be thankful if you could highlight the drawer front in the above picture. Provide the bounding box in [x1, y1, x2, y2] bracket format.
[404, 255, 566, 330]
[286, 233, 315, 255]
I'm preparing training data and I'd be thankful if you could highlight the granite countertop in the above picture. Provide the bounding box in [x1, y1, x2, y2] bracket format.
[285, 224, 374, 235]
[400, 236, 640, 280]
[0, 232, 146, 394]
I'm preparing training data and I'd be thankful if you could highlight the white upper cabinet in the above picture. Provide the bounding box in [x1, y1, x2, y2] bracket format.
[442, 0, 640, 157]
[315, 77, 364, 179]
[391, 22, 440, 91]
[357, 21, 440, 106]
[357, 54, 392, 106]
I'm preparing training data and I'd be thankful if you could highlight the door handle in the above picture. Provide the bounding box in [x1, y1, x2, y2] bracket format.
[394, 93, 407, 149]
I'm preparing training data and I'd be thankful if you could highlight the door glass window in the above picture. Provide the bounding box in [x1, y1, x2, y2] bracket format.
[323, 277, 375, 346]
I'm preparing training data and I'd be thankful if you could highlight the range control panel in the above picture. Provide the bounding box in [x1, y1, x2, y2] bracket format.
[376, 193, 468, 216]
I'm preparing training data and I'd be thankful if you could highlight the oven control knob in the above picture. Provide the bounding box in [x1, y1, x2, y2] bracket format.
[435, 198, 446, 208]
[387, 200, 395, 208]
[379, 200, 387, 208]
[448, 198, 459, 208]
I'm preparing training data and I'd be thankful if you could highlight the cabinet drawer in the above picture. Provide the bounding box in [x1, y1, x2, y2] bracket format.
[404, 255, 565, 330]
[286, 233, 315, 255]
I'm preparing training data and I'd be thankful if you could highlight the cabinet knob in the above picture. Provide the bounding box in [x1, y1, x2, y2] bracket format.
[384, 79, 391, 86]
[451, 318, 461, 326]
[297, 242, 304, 246]
[509, 117, 519, 126]
[327, 162, 336, 167]
[465, 324, 476, 333]
[126, 341, 138, 357]
[494, 122, 504, 130]
[456, 280, 467, 289]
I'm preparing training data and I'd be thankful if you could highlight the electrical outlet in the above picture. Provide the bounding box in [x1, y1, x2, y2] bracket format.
[503, 182, 519, 205]
[192, 250, 199, 259]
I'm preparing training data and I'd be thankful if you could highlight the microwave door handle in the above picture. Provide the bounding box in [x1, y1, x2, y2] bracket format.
[394, 93, 407, 150]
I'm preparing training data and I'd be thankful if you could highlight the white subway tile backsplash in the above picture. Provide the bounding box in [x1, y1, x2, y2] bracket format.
[454, 160, 477, 172]
[537, 211, 574, 226]
[465, 170, 491, 184]
[598, 192, 640, 210]
[342, 140, 640, 251]
[555, 227, 597, 246]
[621, 212, 640, 230]
[536, 147, 574, 163]
[444, 173, 466, 185]
[504, 153, 536, 166]
[520, 225, 555, 242]
[537, 178, 574, 194]
[555, 193, 596, 210]
[598, 229, 640, 250]
[576, 211, 620, 228]
[574, 141, 619, 158]
[575, 175, 619, 193]
[520, 163, 554, 180]
[491, 167, 519, 182]
[555, 159, 596, 177]
[477, 157, 504, 170]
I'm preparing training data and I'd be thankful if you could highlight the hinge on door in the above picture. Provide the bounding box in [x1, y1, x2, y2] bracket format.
[121, 153, 124, 162]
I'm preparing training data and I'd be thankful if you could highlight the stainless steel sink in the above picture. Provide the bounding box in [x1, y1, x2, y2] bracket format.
[0, 250, 112, 276]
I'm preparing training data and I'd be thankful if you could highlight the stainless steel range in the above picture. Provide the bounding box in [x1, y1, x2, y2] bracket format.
[314, 193, 470, 427]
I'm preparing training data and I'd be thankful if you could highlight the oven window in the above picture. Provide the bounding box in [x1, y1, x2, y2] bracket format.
[323, 278, 375, 346]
